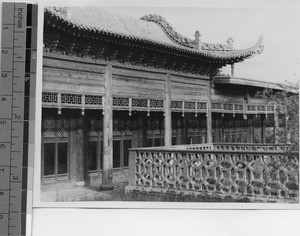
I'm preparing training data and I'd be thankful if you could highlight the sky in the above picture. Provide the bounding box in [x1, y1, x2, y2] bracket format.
[100, 6, 300, 84]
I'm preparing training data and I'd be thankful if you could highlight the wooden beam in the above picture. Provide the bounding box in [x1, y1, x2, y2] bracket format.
[207, 82, 213, 143]
[100, 63, 114, 190]
[164, 73, 172, 146]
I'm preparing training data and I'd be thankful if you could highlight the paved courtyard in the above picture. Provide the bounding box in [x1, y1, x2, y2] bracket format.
[41, 181, 128, 202]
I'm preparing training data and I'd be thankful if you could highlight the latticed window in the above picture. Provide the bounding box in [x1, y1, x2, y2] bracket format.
[219, 114, 247, 143]
[86, 112, 103, 172]
[42, 109, 70, 180]
[212, 113, 222, 143]
[266, 114, 275, 143]
[145, 112, 164, 147]
[113, 111, 134, 168]
[186, 114, 207, 144]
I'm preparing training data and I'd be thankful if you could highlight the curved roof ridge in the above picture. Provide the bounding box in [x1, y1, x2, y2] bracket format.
[140, 14, 199, 49]
[45, 6, 180, 47]
[44, 7, 264, 62]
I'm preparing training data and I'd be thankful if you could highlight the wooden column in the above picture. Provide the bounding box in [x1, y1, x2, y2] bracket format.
[285, 114, 291, 144]
[215, 114, 221, 142]
[164, 73, 172, 146]
[249, 115, 254, 143]
[231, 64, 234, 76]
[206, 83, 213, 143]
[274, 107, 279, 144]
[70, 115, 85, 186]
[261, 114, 266, 144]
[100, 63, 114, 190]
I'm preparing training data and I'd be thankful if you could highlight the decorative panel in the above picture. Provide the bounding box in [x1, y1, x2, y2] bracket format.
[42, 92, 58, 104]
[128, 144, 299, 203]
[85, 95, 102, 105]
[61, 93, 82, 105]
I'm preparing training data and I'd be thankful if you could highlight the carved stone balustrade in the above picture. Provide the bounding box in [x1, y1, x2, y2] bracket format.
[127, 143, 299, 203]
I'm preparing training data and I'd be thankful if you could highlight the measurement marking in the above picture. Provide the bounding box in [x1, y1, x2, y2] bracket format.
[10, 181, 22, 183]
[1, 71, 13, 73]
[8, 2, 16, 232]
[11, 151, 21, 153]
[12, 91, 23, 93]
[0, 94, 13, 96]
[13, 61, 26, 63]
[9, 211, 19, 213]
[0, 165, 18, 168]
[14, 31, 25, 33]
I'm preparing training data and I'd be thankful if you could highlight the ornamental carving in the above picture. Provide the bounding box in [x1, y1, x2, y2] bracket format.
[141, 14, 236, 51]
[141, 14, 199, 49]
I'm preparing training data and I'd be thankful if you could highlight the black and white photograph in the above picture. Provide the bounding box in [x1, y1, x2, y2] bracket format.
[2, 1, 300, 236]
[39, 5, 299, 204]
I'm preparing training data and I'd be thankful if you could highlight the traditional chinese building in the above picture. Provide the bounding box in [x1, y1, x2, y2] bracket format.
[42, 7, 286, 189]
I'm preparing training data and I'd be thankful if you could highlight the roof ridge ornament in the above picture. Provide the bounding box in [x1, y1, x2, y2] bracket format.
[226, 37, 234, 49]
[53, 7, 68, 17]
[141, 14, 239, 52]
[246, 35, 264, 58]
[141, 14, 199, 49]
[194, 30, 201, 49]
[257, 35, 264, 53]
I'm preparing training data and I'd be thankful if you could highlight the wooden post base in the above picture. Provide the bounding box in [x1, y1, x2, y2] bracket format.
[100, 169, 114, 190]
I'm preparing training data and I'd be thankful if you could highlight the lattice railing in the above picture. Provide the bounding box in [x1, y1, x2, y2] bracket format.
[42, 92, 165, 114]
[171, 101, 207, 116]
[127, 144, 299, 203]
[211, 101, 277, 115]
[42, 92, 280, 116]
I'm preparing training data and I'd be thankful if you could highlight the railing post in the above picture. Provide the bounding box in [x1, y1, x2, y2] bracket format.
[164, 73, 172, 146]
[100, 63, 114, 190]
[207, 81, 213, 143]
[128, 150, 136, 186]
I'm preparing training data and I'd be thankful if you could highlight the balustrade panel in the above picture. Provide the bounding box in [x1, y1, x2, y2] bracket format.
[128, 143, 299, 202]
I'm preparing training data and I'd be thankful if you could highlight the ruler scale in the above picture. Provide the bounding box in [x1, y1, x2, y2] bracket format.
[0, 3, 37, 236]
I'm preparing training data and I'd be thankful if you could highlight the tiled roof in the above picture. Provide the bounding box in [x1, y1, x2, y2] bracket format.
[44, 7, 264, 62]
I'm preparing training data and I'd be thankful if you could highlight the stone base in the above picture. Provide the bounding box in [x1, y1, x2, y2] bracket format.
[75, 181, 85, 187]
[100, 184, 114, 190]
